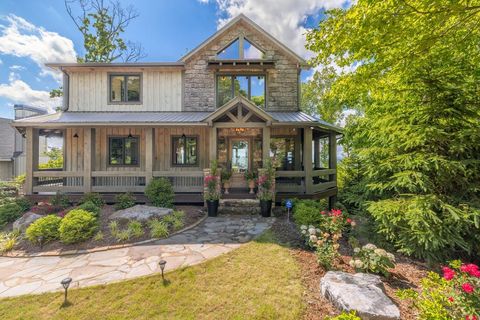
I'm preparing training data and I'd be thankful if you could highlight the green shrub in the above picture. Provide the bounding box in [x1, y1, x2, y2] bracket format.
[149, 219, 169, 238]
[127, 220, 144, 238]
[145, 178, 174, 208]
[162, 211, 185, 231]
[0, 231, 19, 253]
[78, 201, 101, 217]
[51, 192, 70, 209]
[0, 203, 23, 227]
[114, 193, 136, 210]
[14, 197, 31, 212]
[172, 210, 185, 220]
[25, 215, 61, 244]
[109, 220, 119, 235]
[59, 209, 98, 244]
[293, 199, 328, 226]
[80, 192, 104, 208]
[93, 231, 104, 241]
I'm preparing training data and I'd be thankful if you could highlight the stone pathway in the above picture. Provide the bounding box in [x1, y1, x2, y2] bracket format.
[0, 215, 274, 298]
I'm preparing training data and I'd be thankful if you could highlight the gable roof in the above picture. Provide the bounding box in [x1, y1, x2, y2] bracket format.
[204, 96, 274, 125]
[180, 14, 308, 67]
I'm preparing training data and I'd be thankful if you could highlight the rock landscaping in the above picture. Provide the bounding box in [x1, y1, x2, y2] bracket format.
[109, 205, 173, 221]
[12, 212, 42, 231]
[320, 271, 400, 320]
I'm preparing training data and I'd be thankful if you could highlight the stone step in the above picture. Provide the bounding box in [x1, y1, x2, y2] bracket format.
[220, 199, 259, 207]
[219, 199, 260, 215]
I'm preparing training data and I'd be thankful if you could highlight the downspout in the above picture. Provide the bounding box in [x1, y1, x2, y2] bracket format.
[61, 67, 70, 111]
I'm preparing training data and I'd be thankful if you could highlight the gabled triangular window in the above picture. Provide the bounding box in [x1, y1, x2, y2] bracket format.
[217, 37, 265, 60]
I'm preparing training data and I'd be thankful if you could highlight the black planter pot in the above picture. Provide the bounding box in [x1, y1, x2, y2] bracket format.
[206, 199, 219, 217]
[259, 200, 272, 217]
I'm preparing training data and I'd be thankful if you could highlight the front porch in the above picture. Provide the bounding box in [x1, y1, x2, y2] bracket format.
[17, 97, 341, 203]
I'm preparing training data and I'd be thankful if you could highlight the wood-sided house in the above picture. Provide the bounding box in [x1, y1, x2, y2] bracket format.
[12, 14, 341, 204]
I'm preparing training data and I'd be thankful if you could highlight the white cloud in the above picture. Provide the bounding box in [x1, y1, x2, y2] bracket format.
[0, 78, 59, 113]
[0, 14, 76, 82]
[9, 65, 25, 71]
[203, 0, 348, 58]
[0, 58, 3, 65]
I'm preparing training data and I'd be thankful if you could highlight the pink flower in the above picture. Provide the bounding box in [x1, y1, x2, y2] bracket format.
[331, 209, 342, 217]
[460, 263, 480, 278]
[466, 316, 478, 320]
[442, 267, 455, 281]
[321, 211, 326, 215]
[461, 283, 474, 294]
[346, 218, 352, 224]
[448, 297, 454, 302]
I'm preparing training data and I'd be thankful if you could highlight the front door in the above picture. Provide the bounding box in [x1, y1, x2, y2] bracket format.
[230, 138, 249, 188]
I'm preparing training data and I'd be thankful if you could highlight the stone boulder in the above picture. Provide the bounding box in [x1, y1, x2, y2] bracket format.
[109, 205, 173, 221]
[13, 212, 43, 231]
[320, 271, 400, 320]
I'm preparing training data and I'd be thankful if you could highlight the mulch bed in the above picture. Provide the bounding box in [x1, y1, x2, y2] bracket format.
[10, 205, 205, 255]
[269, 213, 429, 320]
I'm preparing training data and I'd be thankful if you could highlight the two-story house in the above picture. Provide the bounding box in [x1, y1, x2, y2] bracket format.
[13, 14, 341, 205]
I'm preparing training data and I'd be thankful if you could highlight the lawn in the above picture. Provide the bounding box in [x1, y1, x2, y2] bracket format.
[0, 231, 305, 320]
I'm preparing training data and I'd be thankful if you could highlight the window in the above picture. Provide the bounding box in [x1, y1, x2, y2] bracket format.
[217, 37, 265, 60]
[172, 136, 198, 165]
[109, 74, 141, 103]
[270, 137, 295, 170]
[109, 137, 139, 166]
[216, 75, 265, 108]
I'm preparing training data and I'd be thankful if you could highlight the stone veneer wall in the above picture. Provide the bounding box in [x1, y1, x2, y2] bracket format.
[183, 20, 300, 112]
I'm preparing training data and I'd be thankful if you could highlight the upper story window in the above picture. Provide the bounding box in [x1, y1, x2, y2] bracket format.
[217, 75, 265, 108]
[217, 37, 265, 60]
[109, 74, 141, 103]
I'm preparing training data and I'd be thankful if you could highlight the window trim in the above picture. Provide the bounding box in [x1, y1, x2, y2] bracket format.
[107, 73, 143, 105]
[216, 36, 265, 60]
[107, 135, 141, 167]
[171, 135, 199, 167]
[215, 73, 267, 108]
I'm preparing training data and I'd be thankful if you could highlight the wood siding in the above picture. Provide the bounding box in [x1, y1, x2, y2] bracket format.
[68, 70, 182, 112]
[65, 127, 209, 172]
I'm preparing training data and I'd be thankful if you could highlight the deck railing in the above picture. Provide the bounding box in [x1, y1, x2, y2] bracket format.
[275, 168, 336, 195]
[33, 171, 84, 193]
[153, 171, 204, 193]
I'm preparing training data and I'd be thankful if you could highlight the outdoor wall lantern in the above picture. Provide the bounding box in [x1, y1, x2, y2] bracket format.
[73, 133, 79, 138]
[159, 259, 167, 281]
[61, 277, 72, 304]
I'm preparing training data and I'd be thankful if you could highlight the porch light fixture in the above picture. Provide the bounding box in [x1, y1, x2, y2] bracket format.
[128, 129, 133, 139]
[235, 128, 245, 134]
[159, 259, 167, 281]
[73, 133, 79, 138]
[61, 277, 72, 304]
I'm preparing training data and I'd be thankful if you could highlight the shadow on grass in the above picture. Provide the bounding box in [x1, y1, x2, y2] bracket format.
[60, 300, 73, 309]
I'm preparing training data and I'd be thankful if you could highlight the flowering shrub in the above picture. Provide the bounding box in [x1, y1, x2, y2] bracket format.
[30, 202, 62, 215]
[204, 175, 220, 201]
[349, 243, 395, 277]
[398, 260, 480, 319]
[257, 174, 273, 201]
[300, 208, 353, 270]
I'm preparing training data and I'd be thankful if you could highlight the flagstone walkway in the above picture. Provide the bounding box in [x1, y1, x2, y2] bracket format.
[0, 215, 274, 298]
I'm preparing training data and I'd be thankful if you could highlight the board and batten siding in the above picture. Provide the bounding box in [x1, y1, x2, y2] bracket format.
[68, 70, 183, 112]
[65, 127, 209, 172]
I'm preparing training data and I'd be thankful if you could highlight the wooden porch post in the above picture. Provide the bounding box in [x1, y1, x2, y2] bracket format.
[314, 134, 320, 169]
[25, 127, 39, 195]
[329, 132, 337, 182]
[209, 126, 217, 163]
[294, 129, 302, 171]
[304, 127, 313, 194]
[145, 128, 153, 185]
[262, 126, 270, 164]
[83, 128, 92, 193]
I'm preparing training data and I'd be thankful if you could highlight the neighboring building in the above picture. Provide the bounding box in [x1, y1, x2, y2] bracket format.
[12, 14, 341, 203]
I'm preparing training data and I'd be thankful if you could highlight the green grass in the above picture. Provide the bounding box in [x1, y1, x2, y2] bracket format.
[0, 230, 305, 320]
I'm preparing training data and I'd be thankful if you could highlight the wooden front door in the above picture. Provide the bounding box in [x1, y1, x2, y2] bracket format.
[229, 138, 249, 188]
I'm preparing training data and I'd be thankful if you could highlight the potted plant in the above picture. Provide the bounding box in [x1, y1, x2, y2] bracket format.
[244, 170, 257, 194]
[221, 170, 232, 194]
[257, 174, 273, 217]
[204, 174, 220, 216]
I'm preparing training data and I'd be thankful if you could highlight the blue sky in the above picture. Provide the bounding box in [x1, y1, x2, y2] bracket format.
[0, 0, 348, 119]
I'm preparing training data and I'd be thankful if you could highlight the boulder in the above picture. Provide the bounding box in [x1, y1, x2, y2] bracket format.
[320, 271, 400, 320]
[109, 205, 173, 221]
[13, 212, 43, 231]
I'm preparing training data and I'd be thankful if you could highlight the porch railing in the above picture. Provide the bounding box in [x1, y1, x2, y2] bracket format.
[153, 171, 204, 193]
[275, 168, 336, 194]
[33, 171, 84, 193]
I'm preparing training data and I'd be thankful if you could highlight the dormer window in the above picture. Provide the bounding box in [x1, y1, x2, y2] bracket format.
[217, 36, 265, 60]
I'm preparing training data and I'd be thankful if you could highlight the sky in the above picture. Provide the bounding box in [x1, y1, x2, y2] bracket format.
[0, 0, 350, 119]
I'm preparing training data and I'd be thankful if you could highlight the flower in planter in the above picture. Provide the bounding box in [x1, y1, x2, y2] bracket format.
[204, 175, 220, 201]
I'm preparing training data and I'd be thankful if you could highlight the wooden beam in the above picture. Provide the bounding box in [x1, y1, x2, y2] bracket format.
[304, 127, 313, 194]
[262, 126, 270, 163]
[226, 111, 238, 123]
[329, 132, 337, 184]
[83, 128, 92, 193]
[145, 128, 153, 185]
[25, 127, 38, 195]
[242, 111, 253, 122]
[314, 137, 320, 168]
[294, 129, 302, 171]
[209, 127, 217, 162]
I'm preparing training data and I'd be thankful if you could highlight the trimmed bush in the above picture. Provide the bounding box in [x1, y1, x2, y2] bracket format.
[292, 199, 328, 226]
[25, 215, 61, 244]
[114, 193, 136, 210]
[145, 178, 174, 208]
[0, 203, 23, 227]
[78, 201, 101, 217]
[80, 192, 104, 208]
[59, 209, 98, 244]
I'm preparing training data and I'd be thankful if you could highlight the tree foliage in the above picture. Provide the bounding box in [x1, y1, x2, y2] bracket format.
[65, 0, 145, 62]
[307, 0, 480, 261]
[38, 147, 64, 169]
